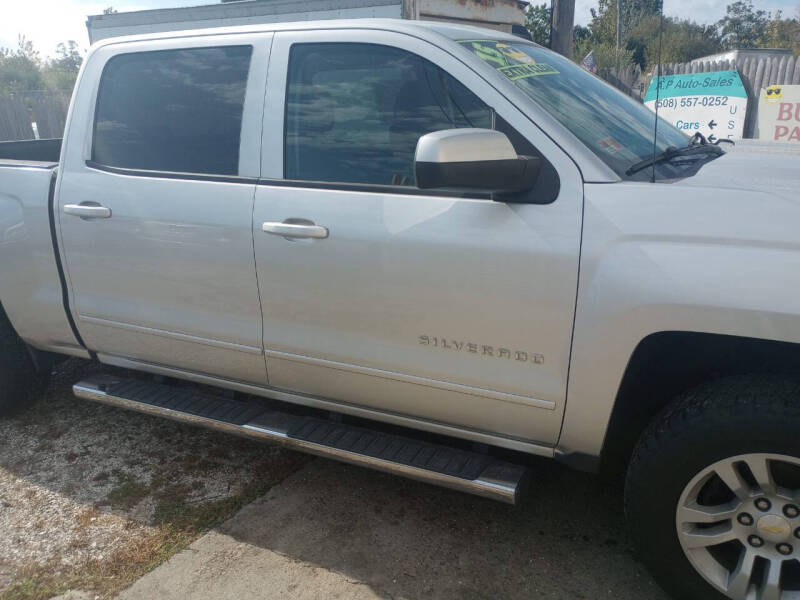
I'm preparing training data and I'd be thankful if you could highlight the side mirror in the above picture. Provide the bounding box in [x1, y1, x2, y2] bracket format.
[414, 129, 540, 195]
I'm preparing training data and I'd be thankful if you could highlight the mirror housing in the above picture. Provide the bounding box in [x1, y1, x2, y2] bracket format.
[414, 129, 540, 195]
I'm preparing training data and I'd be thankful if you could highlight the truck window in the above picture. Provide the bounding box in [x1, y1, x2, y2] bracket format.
[284, 43, 492, 186]
[460, 39, 690, 180]
[92, 46, 252, 176]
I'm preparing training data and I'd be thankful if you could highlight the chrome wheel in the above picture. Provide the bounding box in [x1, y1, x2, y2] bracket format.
[677, 453, 800, 600]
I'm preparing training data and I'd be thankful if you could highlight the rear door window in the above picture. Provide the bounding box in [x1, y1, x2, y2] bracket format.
[284, 43, 493, 186]
[92, 46, 252, 176]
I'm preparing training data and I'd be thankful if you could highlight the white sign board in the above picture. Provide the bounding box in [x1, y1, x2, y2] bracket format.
[644, 71, 748, 142]
[757, 84, 800, 143]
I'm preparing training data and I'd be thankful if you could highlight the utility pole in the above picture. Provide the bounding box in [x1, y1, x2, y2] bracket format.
[550, 0, 575, 58]
[616, 0, 623, 49]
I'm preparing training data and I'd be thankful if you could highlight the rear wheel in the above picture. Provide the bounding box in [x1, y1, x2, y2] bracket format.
[625, 375, 800, 600]
[0, 308, 46, 416]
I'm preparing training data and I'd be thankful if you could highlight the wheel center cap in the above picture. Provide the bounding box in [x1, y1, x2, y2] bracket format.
[757, 514, 791, 543]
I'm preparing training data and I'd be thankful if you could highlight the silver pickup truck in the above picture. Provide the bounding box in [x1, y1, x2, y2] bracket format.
[1, 19, 798, 600]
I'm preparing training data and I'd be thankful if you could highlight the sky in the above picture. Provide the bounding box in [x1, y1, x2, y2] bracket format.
[1, 0, 798, 58]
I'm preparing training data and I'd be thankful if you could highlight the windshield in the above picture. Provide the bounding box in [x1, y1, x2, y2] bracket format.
[459, 39, 691, 180]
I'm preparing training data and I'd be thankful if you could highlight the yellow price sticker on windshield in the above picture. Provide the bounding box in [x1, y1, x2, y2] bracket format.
[495, 43, 536, 64]
[498, 63, 558, 80]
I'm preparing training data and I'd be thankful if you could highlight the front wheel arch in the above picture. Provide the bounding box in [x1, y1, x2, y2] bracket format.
[599, 331, 800, 480]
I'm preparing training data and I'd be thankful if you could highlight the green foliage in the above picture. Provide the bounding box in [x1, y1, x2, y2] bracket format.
[717, 0, 768, 49]
[761, 11, 800, 56]
[575, 0, 669, 69]
[574, 39, 635, 70]
[0, 38, 82, 95]
[587, 0, 662, 48]
[626, 16, 721, 69]
[42, 42, 82, 91]
[714, 1, 800, 56]
[571, 0, 799, 69]
[573, 25, 591, 45]
[0, 37, 44, 94]
[525, 3, 551, 46]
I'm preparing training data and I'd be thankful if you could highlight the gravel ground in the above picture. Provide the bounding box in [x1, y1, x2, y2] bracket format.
[2, 358, 666, 600]
[0, 359, 308, 599]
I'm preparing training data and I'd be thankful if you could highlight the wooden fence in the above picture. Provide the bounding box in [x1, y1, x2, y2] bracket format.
[601, 55, 800, 138]
[0, 92, 71, 142]
[0, 95, 34, 141]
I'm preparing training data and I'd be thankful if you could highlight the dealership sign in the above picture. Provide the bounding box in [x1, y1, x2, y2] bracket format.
[644, 71, 748, 141]
[757, 85, 800, 143]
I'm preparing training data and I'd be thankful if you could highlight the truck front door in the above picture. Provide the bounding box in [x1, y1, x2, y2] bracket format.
[252, 29, 583, 446]
[57, 35, 271, 384]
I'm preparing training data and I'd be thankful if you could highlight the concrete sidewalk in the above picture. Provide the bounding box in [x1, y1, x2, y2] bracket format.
[118, 458, 669, 600]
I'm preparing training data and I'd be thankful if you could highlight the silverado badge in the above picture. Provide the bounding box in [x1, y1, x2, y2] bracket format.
[418, 335, 544, 365]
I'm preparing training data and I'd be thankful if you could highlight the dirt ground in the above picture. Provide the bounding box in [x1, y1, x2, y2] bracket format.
[0, 359, 308, 599]
[1, 359, 668, 600]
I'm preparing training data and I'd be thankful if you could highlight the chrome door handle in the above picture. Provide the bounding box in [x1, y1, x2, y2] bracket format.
[262, 221, 328, 239]
[64, 203, 112, 219]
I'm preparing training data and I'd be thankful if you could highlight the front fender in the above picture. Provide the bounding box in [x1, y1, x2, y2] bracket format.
[559, 181, 800, 457]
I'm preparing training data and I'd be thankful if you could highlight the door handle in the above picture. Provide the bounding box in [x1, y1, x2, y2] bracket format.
[262, 221, 328, 239]
[64, 203, 112, 219]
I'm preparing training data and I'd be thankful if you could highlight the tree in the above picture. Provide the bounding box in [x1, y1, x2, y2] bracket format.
[103, 7, 118, 14]
[525, 3, 551, 46]
[586, 0, 662, 48]
[626, 16, 721, 68]
[0, 36, 44, 94]
[0, 37, 84, 94]
[42, 41, 83, 91]
[762, 11, 800, 56]
[573, 24, 591, 45]
[573, 39, 635, 70]
[572, 4, 724, 71]
[717, 0, 768, 49]
[569, 0, 796, 71]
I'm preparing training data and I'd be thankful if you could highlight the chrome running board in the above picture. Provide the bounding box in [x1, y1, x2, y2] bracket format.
[73, 376, 528, 504]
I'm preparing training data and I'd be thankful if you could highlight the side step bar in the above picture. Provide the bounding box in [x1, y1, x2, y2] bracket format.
[73, 376, 528, 504]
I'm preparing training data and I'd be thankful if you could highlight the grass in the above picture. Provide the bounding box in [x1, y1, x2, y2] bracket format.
[2, 527, 187, 600]
[0, 360, 310, 600]
[1, 455, 309, 600]
[105, 479, 150, 511]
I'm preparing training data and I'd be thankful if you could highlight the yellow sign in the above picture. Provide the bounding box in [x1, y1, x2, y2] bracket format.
[497, 63, 559, 81]
[495, 43, 536, 65]
[757, 84, 800, 143]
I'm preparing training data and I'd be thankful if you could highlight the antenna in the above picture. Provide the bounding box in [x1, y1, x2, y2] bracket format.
[650, 1, 665, 184]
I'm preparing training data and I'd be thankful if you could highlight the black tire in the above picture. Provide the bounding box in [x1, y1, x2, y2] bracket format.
[625, 375, 800, 600]
[0, 307, 46, 417]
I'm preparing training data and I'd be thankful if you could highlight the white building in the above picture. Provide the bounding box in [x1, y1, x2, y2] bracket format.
[691, 48, 793, 64]
[86, 0, 529, 43]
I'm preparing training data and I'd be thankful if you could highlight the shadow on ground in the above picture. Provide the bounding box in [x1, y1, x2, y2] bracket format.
[124, 458, 670, 600]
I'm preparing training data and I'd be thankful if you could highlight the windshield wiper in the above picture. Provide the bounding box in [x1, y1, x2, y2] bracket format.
[625, 140, 724, 176]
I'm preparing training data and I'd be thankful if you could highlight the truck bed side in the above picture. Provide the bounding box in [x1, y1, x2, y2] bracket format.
[0, 162, 87, 357]
[0, 139, 62, 163]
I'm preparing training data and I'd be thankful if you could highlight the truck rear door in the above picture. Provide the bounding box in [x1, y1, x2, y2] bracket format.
[252, 29, 583, 446]
[56, 34, 271, 384]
